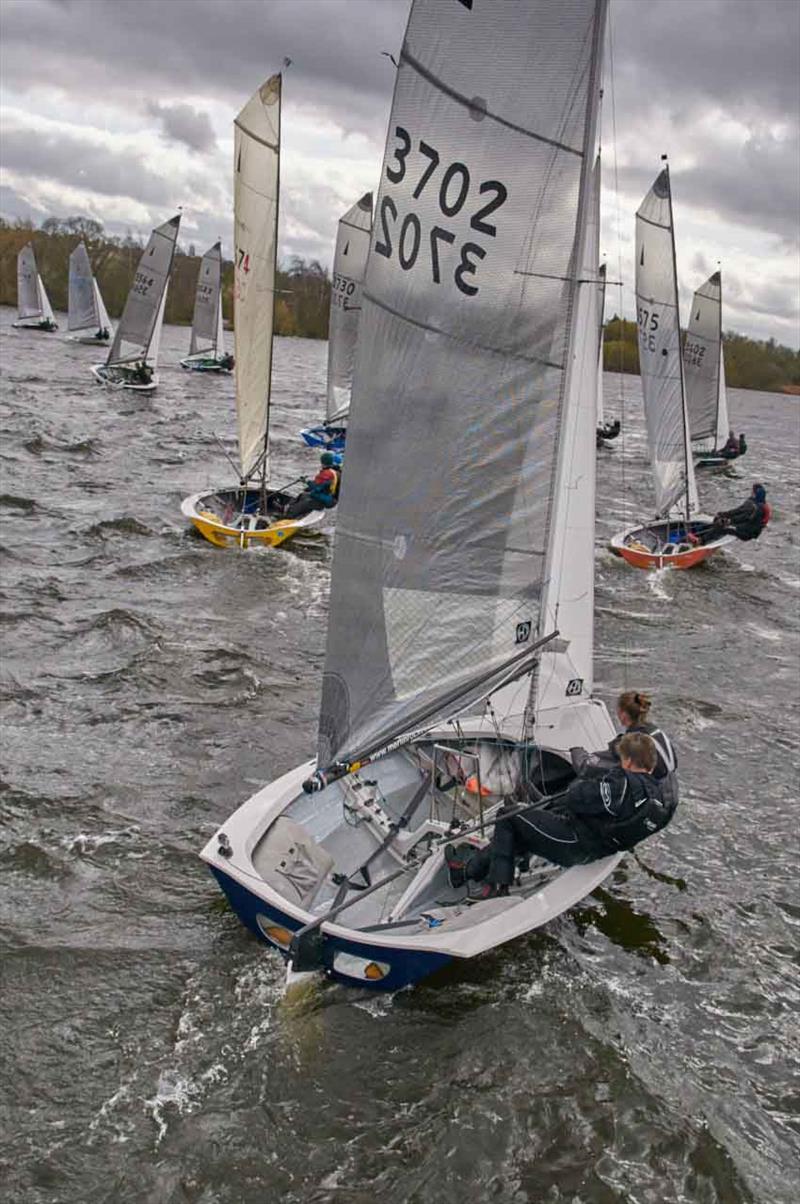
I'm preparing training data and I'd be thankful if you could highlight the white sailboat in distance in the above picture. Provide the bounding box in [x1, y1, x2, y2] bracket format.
[201, 0, 621, 991]
[67, 241, 113, 344]
[180, 241, 233, 372]
[300, 192, 373, 451]
[91, 214, 180, 392]
[609, 163, 733, 569]
[13, 244, 58, 331]
[684, 270, 743, 470]
[182, 74, 334, 548]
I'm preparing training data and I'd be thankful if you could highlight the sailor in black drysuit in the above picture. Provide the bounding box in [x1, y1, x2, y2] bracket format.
[570, 690, 679, 808]
[448, 733, 674, 896]
[693, 483, 771, 546]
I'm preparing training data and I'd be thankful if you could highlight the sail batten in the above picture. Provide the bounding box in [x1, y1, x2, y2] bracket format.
[635, 168, 697, 518]
[234, 74, 281, 481]
[106, 215, 180, 368]
[316, 0, 608, 766]
[326, 193, 373, 421]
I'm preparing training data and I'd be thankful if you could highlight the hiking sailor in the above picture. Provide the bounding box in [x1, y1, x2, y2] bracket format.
[447, 733, 675, 898]
[691, 482, 771, 545]
[284, 451, 340, 519]
[571, 689, 678, 805]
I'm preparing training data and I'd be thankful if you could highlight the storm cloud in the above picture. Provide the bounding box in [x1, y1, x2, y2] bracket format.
[147, 102, 217, 154]
[0, 0, 797, 343]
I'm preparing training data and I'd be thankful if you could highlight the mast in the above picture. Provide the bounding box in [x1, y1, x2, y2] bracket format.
[663, 158, 693, 526]
[260, 73, 282, 509]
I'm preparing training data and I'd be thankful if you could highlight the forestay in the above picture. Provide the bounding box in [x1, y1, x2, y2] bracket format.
[106, 215, 180, 366]
[326, 193, 373, 422]
[234, 75, 280, 481]
[636, 168, 697, 518]
[684, 270, 728, 450]
[68, 243, 98, 331]
[316, 0, 608, 766]
[190, 241, 223, 356]
[596, 261, 606, 425]
[17, 244, 42, 318]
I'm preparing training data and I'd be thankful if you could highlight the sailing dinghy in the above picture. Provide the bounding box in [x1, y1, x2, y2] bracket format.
[595, 263, 620, 446]
[201, 0, 622, 990]
[91, 215, 180, 392]
[13, 244, 57, 331]
[684, 271, 741, 470]
[180, 241, 233, 372]
[609, 165, 733, 569]
[182, 75, 331, 549]
[67, 241, 112, 344]
[300, 192, 373, 451]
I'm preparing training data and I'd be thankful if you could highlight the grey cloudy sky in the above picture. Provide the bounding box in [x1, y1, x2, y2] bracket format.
[1, 0, 798, 344]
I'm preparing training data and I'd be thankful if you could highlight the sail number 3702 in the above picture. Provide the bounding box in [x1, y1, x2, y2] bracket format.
[375, 126, 508, 297]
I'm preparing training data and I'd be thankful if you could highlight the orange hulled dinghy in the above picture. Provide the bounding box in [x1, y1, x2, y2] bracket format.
[609, 164, 733, 570]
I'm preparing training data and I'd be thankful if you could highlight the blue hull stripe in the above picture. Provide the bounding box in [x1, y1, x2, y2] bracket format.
[210, 867, 452, 991]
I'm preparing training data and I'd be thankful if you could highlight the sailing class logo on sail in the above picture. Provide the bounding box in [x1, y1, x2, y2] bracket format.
[374, 121, 509, 296]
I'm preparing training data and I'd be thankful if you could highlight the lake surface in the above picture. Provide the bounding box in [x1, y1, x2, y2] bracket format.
[1, 306, 798, 1203]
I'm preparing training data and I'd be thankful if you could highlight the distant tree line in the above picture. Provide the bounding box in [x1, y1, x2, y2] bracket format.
[603, 316, 800, 395]
[0, 216, 332, 339]
[1, 218, 798, 391]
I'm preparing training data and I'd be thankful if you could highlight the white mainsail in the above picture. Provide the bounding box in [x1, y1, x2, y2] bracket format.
[635, 167, 698, 518]
[68, 242, 99, 331]
[315, 0, 608, 767]
[17, 244, 40, 319]
[16, 244, 54, 322]
[684, 270, 729, 452]
[105, 215, 180, 368]
[326, 192, 373, 423]
[234, 75, 280, 481]
[189, 241, 224, 357]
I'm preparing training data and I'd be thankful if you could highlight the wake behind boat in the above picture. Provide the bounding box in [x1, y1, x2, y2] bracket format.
[202, 0, 622, 990]
[66, 241, 113, 344]
[13, 243, 58, 331]
[91, 214, 180, 392]
[182, 75, 333, 549]
[610, 164, 733, 569]
[300, 192, 373, 452]
[180, 241, 234, 372]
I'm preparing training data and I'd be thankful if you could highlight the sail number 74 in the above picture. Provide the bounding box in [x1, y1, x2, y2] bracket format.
[375, 126, 508, 296]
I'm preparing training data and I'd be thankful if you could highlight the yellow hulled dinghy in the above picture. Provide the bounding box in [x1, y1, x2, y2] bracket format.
[182, 74, 333, 549]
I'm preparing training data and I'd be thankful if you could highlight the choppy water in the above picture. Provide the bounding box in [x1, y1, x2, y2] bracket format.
[1, 305, 798, 1204]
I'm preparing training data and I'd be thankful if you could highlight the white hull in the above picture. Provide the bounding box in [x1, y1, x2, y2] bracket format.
[201, 704, 622, 990]
[68, 333, 111, 345]
[91, 364, 158, 393]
